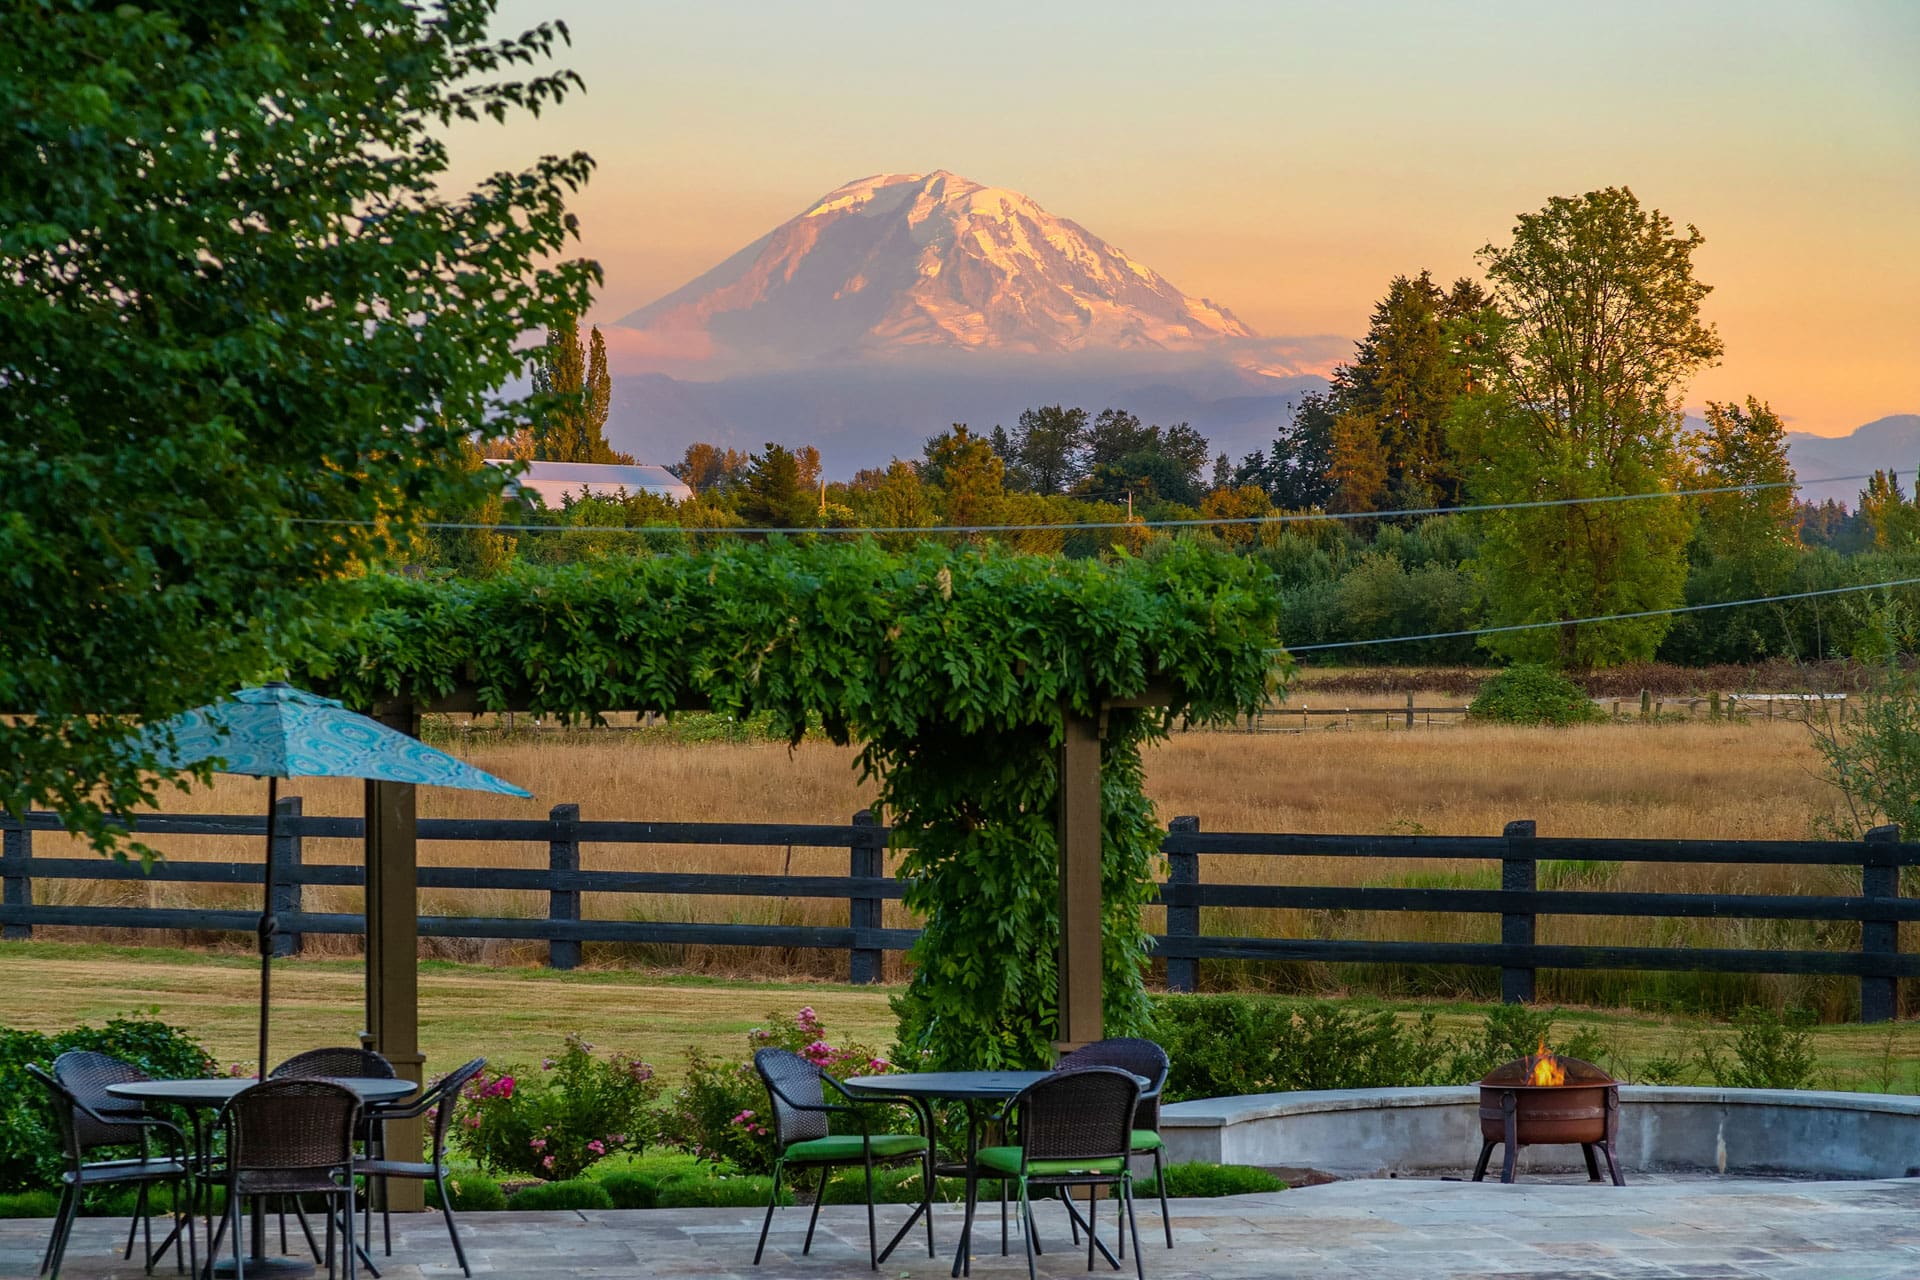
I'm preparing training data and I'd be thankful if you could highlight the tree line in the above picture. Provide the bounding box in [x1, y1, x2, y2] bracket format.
[429, 185, 1920, 672]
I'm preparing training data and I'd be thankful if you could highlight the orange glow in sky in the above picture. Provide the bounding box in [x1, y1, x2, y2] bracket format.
[448, 0, 1918, 435]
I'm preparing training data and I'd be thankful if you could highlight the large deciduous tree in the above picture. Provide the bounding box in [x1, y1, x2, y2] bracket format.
[0, 0, 597, 852]
[1451, 187, 1722, 668]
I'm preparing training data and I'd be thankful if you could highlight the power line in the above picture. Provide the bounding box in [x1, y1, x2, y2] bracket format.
[293, 473, 1871, 539]
[1281, 575, 1920, 654]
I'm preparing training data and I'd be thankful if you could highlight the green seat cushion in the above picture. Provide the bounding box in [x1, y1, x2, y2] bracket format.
[783, 1133, 926, 1163]
[1130, 1129, 1164, 1152]
[975, 1146, 1127, 1178]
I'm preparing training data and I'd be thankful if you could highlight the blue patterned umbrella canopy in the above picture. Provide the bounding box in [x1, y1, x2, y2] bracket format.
[146, 683, 531, 796]
[145, 682, 530, 1076]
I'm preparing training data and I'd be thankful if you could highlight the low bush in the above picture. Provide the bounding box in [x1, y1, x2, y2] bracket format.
[0, 1016, 216, 1193]
[593, 1152, 712, 1209]
[507, 1178, 614, 1212]
[0, 1190, 61, 1218]
[1470, 664, 1605, 726]
[1705, 1007, 1818, 1090]
[1140, 1162, 1286, 1198]
[652, 1172, 785, 1209]
[452, 1032, 663, 1182]
[1148, 996, 1610, 1101]
[424, 1171, 507, 1213]
[670, 1007, 895, 1175]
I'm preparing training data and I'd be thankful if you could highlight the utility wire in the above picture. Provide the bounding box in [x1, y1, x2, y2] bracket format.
[1281, 575, 1920, 654]
[292, 473, 1872, 539]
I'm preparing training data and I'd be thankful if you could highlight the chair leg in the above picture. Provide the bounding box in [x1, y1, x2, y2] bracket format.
[291, 1201, 323, 1263]
[803, 1168, 826, 1255]
[1061, 1187, 1080, 1245]
[957, 1167, 979, 1279]
[864, 1153, 879, 1272]
[1000, 1177, 1009, 1255]
[42, 1183, 78, 1279]
[922, 1147, 936, 1258]
[1154, 1147, 1173, 1248]
[753, 1161, 783, 1266]
[1024, 1194, 1044, 1254]
[1018, 1181, 1037, 1280]
[380, 1175, 391, 1258]
[324, 1192, 336, 1280]
[124, 1184, 145, 1260]
[435, 1170, 472, 1277]
[1123, 1179, 1144, 1280]
[1085, 1184, 1097, 1272]
[343, 1187, 358, 1280]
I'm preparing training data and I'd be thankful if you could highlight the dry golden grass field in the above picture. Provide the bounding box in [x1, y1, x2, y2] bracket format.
[12, 714, 1880, 1017]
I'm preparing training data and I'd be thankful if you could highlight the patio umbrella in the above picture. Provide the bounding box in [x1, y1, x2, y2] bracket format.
[143, 682, 531, 1076]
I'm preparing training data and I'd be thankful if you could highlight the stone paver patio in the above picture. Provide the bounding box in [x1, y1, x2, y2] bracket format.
[9, 1178, 1919, 1279]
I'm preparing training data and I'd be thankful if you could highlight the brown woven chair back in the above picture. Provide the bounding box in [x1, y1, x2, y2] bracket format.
[753, 1048, 830, 1148]
[422, 1059, 489, 1161]
[1013, 1067, 1138, 1166]
[270, 1047, 395, 1080]
[51, 1050, 152, 1150]
[1055, 1037, 1169, 1130]
[228, 1079, 361, 1173]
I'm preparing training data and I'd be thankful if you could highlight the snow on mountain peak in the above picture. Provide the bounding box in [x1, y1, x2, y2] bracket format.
[616, 171, 1257, 371]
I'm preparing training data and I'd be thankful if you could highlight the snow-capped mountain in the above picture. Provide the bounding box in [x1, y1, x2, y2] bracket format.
[613, 171, 1268, 372]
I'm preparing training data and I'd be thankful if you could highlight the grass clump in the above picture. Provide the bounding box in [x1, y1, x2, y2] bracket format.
[1140, 1162, 1285, 1198]
[425, 1171, 507, 1213]
[653, 1172, 783, 1209]
[507, 1178, 614, 1211]
[1470, 664, 1605, 726]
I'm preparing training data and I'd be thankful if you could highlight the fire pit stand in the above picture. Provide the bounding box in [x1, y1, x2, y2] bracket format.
[1471, 1054, 1625, 1186]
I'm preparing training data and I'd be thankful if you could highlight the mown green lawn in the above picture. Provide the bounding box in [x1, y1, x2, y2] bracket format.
[3, 940, 1917, 1091]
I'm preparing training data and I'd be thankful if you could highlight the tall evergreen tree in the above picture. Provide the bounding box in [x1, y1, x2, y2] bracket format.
[739, 442, 815, 528]
[531, 318, 628, 463]
[1007, 405, 1089, 494]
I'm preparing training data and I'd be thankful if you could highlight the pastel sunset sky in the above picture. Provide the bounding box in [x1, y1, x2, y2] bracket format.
[452, 0, 1917, 435]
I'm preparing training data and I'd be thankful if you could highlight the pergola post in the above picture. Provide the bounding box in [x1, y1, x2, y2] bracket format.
[1054, 705, 1104, 1054]
[365, 702, 424, 1211]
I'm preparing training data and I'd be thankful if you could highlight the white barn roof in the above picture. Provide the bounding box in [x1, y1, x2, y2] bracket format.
[486, 459, 693, 507]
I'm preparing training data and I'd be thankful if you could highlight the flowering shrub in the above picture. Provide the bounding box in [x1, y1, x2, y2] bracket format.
[450, 1033, 662, 1182]
[670, 1007, 895, 1175]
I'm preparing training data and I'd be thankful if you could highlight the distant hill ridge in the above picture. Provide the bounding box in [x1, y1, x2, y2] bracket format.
[1787, 415, 1920, 505]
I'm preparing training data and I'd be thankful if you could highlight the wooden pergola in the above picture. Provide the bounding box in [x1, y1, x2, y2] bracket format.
[360, 683, 1170, 1208]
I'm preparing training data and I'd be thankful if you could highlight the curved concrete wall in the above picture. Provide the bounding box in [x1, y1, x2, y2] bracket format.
[1160, 1086, 1920, 1180]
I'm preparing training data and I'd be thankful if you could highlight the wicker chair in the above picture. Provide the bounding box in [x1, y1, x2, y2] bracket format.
[29, 1057, 196, 1280]
[266, 1048, 395, 1260]
[209, 1080, 362, 1280]
[967, 1067, 1144, 1280]
[352, 1058, 487, 1275]
[1055, 1037, 1173, 1249]
[751, 1048, 932, 1271]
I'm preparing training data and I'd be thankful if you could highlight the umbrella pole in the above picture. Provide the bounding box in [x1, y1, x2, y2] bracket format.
[258, 776, 277, 1079]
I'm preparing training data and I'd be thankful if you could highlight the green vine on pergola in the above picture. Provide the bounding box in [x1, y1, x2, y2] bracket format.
[296, 539, 1285, 1068]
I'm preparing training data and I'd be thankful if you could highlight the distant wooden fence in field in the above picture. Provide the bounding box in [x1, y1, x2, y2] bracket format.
[2, 803, 1911, 1020]
[1238, 691, 1847, 731]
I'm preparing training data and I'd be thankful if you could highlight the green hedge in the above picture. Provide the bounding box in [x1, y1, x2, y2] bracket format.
[506, 1179, 613, 1212]
[1139, 1162, 1286, 1198]
[0, 1018, 216, 1193]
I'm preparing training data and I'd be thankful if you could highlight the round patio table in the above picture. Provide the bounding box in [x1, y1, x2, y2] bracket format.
[108, 1077, 416, 1277]
[842, 1070, 1144, 1275]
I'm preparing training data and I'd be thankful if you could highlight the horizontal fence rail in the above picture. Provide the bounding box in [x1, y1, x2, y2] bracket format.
[0, 805, 1910, 1020]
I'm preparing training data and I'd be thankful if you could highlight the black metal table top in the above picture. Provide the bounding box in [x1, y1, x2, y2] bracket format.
[107, 1076, 416, 1106]
[843, 1068, 1147, 1100]
[842, 1070, 1052, 1100]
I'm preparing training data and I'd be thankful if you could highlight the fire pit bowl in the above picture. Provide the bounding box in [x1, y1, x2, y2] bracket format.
[1474, 1050, 1624, 1185]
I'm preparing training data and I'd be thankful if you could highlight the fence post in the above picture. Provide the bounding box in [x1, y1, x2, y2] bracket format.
[2, 822, 30, 941]
[270, 796, 303, 957]
[1405, 692, 1415, 730]
[1501, 820, 1537, 1004]
[1165, 816, 1200, 993]
[548, 803, 581, 971]
[848, 809, 883, 984]
[1861, 823, 1901, 1023]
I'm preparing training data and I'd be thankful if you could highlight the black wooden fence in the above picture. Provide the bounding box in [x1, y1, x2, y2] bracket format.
[3, 804, 1914, 1020]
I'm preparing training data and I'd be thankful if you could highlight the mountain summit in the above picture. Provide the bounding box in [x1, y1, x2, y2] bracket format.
[614, 171, 1259, 372]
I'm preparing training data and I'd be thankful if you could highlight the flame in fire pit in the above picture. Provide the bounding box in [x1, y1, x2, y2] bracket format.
[1528, 1040, 1566, 1087]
